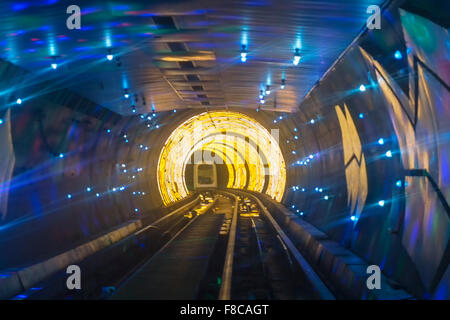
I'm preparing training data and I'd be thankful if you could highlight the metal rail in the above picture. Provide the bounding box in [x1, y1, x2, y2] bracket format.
[114, 198, 217, 294]
[218, 193, 239, 300]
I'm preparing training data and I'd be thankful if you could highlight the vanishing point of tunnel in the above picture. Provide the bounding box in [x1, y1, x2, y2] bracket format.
[0, 0, 448, 304]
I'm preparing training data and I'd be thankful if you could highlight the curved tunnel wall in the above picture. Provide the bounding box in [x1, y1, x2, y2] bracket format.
[282, 6, 449, 299]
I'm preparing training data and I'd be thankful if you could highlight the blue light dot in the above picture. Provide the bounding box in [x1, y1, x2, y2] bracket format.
[394, 50, 402, 60]
[86, 187, 92, 192]
[378, 200, 385, 207]
[294, 136, 298, 140]
[310, 119, 315, 124]
[96, 193, 100, 197]
[135, 208, 139, 212]
[292, 150, 296, 155]
[359, 113, 364, 119]
[0, 119, 3, 125]
[324, 195, 329, 200]
[59, 153, 64, 158]
[107, 129, 111, 133]
[359, 84, 366, 92]
[396, 180, 402, 187]
[67, 194, 72, 199]
[173, 109, 177, 113]
[386, 150, 392, 158]
[378, 138, 384, 145]
[16, 98, 22, 105]
[350, 215, 357, 221]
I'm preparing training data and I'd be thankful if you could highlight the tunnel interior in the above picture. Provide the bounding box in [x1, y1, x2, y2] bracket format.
[0, 0, 448, 300]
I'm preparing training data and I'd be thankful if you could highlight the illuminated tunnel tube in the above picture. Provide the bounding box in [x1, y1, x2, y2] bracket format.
[157, 111, 286, 205]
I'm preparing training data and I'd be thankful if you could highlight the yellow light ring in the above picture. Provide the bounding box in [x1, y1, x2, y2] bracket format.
[157, 111, 286, 205]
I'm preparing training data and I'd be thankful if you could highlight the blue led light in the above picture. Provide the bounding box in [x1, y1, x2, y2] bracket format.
[378, 138, 384, 145]
[0, 119, 3, 125]
[173, 109, 177, 113]
[58, 153, 64, 158]
[359, 113, 364, 119]
[294, 136, 298, 140]
[134, 208, 139, 212]
[107, 129, 111, 133]
[96, 193, 100, 197]
[394, 50, 402, 60]
[378, 200, 385, 207]
[291, 205, 295, 208]
[324, 195, 329, 200]
[51, 63, 58, 70]
[86, 187, 92, 192]
[350, 215, 357, 221]
[67, 194, 72, 199]
[396, 180, 402, 187]
[16, 98, 22, 105]
[359, 84, 366, 92]
[293, 128, 298, 132]
[386, 150, 392, 158]
[299, 211, 304, 216]
[291, 150, 296, 154]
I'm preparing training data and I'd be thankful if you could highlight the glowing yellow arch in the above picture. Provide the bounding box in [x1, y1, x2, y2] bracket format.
[157, 111, 286, 205]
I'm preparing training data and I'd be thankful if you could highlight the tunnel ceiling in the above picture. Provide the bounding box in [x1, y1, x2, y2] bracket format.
[157, 111, 286, 205]
[0, 0, 384, 115]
